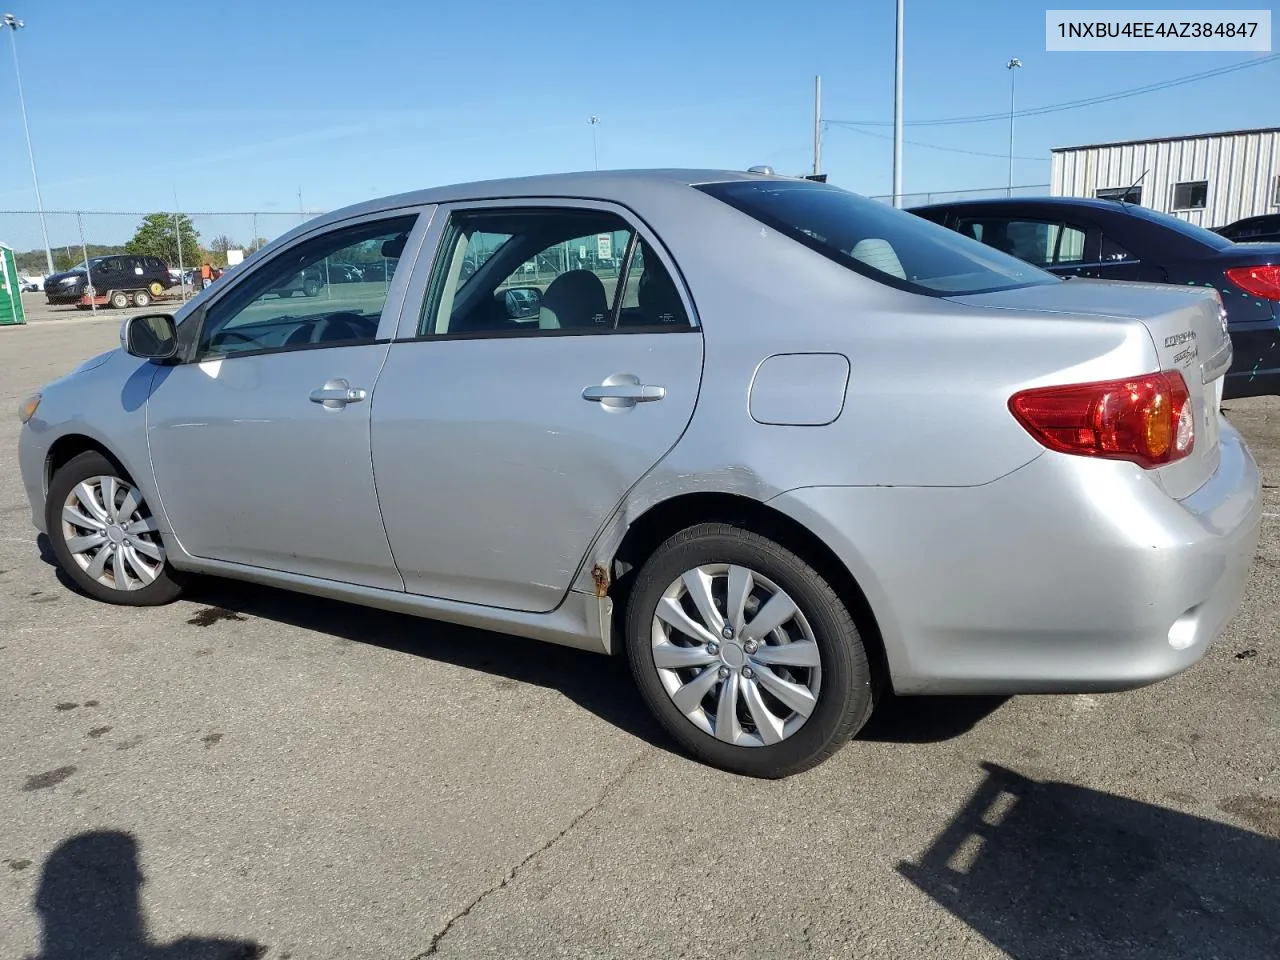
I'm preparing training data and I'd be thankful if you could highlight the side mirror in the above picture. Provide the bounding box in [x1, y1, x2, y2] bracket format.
[121, 313, 178, 360]
[503, 286, 542, 319]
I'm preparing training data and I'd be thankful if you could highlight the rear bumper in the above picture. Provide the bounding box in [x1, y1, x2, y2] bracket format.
[769, 420, 1262, 695]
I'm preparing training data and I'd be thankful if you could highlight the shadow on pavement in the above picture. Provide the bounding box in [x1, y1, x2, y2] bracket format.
[858, 693, 1010, 743]
[32, 538, 1013, 752]
[187, 576, 678, 754]
[25, 831, 263, 960]
[899, 762, 1280, 959]
[35, 535, 79, 595]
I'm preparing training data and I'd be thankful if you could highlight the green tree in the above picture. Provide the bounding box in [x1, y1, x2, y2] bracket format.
[244, 237, 269, 254]
[126, 213, 201, 268]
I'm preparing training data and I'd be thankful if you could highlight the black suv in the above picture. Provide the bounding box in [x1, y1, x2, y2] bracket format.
[45, 255, 175, 305]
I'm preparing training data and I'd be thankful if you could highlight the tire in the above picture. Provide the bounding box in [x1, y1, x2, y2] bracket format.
[45, 451, 184, 606]
[625, 523, 874, 778]
[109, 291, 129, 309]
[148, 280, 164, 297]
[302, 279, 320, 297]
[131, 290, 151, 308]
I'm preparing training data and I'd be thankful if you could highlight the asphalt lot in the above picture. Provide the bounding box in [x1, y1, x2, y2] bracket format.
[1, 309, 1278, 959]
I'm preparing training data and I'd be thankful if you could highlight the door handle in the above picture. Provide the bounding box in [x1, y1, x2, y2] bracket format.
[582, 374, 666, 409]
[309, 378, 367, 409]
[582, 384, 666, 403]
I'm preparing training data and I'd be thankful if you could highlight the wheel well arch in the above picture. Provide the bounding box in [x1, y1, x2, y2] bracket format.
[608, 492, 887, 682]
[45, 434, 130, 491]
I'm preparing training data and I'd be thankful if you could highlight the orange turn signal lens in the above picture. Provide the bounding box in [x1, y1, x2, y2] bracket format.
[18, 394, 41, 424]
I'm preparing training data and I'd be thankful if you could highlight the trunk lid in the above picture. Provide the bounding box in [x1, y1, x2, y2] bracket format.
[947, 278, 1230, 500]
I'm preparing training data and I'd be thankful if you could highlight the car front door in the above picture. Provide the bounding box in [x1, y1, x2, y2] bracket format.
[145, 210, 430, 589]
[371, 201, 704, 613]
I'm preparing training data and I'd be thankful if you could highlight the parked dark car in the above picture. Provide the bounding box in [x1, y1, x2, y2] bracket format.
[268, 264, 326, 299]
[1214, 214, 1280, 245]
[909, 197, 1280, 399]
[45, 255, 174, 305]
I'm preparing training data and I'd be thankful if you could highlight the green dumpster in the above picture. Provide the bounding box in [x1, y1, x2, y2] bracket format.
[0, 241, 27, 325]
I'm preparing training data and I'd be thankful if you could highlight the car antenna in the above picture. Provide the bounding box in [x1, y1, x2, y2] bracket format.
[1112, 170, 1148, 205]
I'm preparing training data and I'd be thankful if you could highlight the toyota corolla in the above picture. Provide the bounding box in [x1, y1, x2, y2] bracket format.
[17, 170, 1262, 777]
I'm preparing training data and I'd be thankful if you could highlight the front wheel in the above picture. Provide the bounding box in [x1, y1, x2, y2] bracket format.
[109, 291, 129, 309]
[131, 289, 152, 308]
[302, 279, 320, 297]
[45, 451, 184, 606]
[625, 523, 875, 778]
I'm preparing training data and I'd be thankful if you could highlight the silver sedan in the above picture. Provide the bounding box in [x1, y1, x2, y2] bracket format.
[17, 170, 1262, 777]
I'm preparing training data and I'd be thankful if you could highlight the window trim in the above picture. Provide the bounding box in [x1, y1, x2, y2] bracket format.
[393, 197, 699, 343]
[1171, 180, 1209, 211]
[177, 206, 434, 364]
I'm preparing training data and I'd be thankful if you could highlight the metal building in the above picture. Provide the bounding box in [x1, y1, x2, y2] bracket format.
[1050, 126, 1280, 230]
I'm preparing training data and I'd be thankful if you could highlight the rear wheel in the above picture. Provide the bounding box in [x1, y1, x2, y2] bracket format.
[148, 280, 164, 297]
[302, 278, 320, 297]
[109, 291, 129, 309]
[625, 523, 874, 778]
[131, 289, 152, 308]
[45, 451, 184, 606]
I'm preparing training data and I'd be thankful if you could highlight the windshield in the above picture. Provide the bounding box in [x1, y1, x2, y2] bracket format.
[1117, 203, 1234, 250]
[697, 179, 1058, 296]
[65, 258, 103, 273]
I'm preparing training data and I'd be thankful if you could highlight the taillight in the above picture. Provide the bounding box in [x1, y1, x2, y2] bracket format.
[1226, 264, 1280, 301]
[1009, 371, 1194, 469]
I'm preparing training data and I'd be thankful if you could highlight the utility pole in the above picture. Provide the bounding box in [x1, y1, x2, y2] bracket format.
[2, 13, 53, 275]
[892, 0, 904, 207]
[1006, 58, 1023, 196]
[589, 115, 601, 170]
[812, 75, 822, 176]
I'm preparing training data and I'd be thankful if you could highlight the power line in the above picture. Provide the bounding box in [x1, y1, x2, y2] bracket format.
[826, 122, 1047, 161]
[827, 54, 1280, 127]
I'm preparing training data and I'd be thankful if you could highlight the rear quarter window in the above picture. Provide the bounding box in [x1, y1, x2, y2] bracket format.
[697, 180, 1057, 297]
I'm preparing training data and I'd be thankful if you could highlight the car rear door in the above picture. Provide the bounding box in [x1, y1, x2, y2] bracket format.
[371, 199, 704, 613]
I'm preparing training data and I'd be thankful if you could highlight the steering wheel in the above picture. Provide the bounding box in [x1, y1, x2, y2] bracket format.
[313, 312, 364, 343]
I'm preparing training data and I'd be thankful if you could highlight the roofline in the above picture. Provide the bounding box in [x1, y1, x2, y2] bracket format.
[1051, 126, 1280, 154]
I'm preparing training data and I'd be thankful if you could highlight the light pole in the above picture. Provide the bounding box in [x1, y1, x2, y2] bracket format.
[2, 13, 53, 275]
[892, 0, 904, 207]
[1006, 57, 1022, 196]
[589, 115, 601, 170]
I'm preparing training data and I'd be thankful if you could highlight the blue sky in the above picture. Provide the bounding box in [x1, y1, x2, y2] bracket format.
[1, 0, 1277, 249]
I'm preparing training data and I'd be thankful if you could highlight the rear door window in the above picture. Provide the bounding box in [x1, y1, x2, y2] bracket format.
[697, 180, 1055, 296]
[955, 218, 1087, 267]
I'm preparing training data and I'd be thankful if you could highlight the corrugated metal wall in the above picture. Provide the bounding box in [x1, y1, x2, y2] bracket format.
[1050, 129, 1280, 228]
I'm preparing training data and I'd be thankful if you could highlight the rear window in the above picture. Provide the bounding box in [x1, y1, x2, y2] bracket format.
[696, 179, 1058, 296]
[1119, 204, 1234, 250]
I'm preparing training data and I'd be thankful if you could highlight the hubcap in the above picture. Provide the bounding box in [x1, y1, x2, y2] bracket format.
[650, 564, 822, 747]
[61, 475, 165, 591]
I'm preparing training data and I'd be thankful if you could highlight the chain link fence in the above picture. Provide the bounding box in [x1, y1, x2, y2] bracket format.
[2, 210, 313, 278]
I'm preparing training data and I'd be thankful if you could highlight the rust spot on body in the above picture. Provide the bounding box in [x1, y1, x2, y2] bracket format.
[591, 563, 610, 598]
